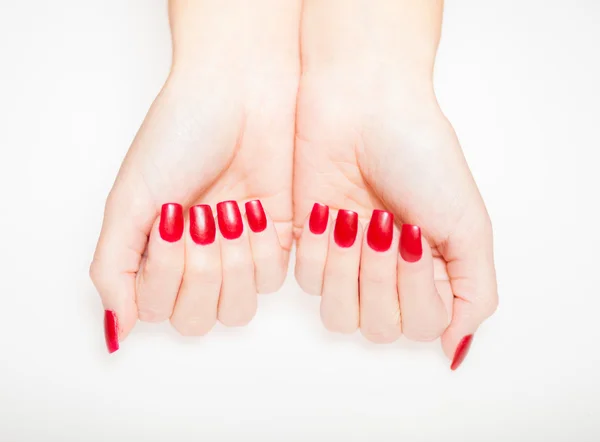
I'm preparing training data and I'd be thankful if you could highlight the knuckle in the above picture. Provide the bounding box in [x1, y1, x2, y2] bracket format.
[170, 316, 216, 337]
[222, 255, 249, 275]
[184, 262, 222, 284]
[480, 292, 499, 319]
[89, 259, 109, 288]
[361, 325, 401, 344]
[218, 304, 257, 327]
[360, 270, 390, 286]
[402, 309, 447, 342]
[138, 305, 172, 323]
[403, 323, 445, 342]
[321, 303, 359, 334]
[144, 257, 183, 277]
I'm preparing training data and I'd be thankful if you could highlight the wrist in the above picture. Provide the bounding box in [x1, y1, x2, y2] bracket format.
[169, 0, 301, 76]
[300, 0, 442, 77]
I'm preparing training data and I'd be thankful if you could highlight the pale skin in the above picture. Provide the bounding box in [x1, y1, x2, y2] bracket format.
[91, 0, 498, 369]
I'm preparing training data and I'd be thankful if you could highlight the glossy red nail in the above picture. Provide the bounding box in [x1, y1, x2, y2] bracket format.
[451, 334, 474, 370]
[367, 210, 394, 252]
[400, 224, 422, 262]
[159, 203, 184, 242]
[309, 203, 329, 234]
[217, 200, 243, 240]
[245, 200, 267, 233]
[104, 310, 119, 354]
[334, 210, 358, 248]
[190, 205, 216, 245]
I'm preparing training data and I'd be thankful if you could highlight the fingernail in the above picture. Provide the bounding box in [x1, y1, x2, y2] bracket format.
[104, 310, 119, 354]
[334, 210, 358, 248]
[451, 334, 474, 370]
[400, 224, 422, 262]
[190, 205, 216, 245]
[217, 200, 243, 240]
[159, 203, 184, 242]
[309, 203, 329, 234]
[366, 210, 394, 252]
[245, 200, 267, 233]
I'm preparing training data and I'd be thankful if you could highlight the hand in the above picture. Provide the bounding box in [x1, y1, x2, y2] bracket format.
[294, 0, 498, 369]
[90, 0, 300, 352]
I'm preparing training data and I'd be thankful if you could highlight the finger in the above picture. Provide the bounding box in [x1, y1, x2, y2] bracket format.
[90, 174, 156, 353]
[294, 203, 331, 295]
[320, 210, 362, 334]
[170, 205, 221, 336]
[359, 210, 402, 344]
[216, 201, 257, 327]
[244, 200, 286, 294]
[441, 215, 498, 370]
[398, 224, 448, 342]
[136, 203, 185, 322]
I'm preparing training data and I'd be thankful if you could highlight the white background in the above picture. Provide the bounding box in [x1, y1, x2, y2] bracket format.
[0, 1, 599, 441]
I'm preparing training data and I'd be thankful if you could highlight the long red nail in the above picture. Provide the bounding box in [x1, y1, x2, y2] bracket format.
[245, 200, 267, 233]
[190, 205, 216, 245]
[104, 310, 119, 354]
[334, 210, 358, 248]
[367, 210, 394, 252]
[400, 224, 422, 262]
[217, 200, 243, 240]
[309, 203, 329, 234]
[451, 334, 474, 370]
[159, 203, 184, 242]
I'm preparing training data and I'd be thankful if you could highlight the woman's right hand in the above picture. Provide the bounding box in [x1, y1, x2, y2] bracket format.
[90, 0, 301, 352]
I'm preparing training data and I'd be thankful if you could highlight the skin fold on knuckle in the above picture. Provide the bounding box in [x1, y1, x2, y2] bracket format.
[170, 316, 215, 337]
[360, 325, 401, 344]
[218, 302, 257, 327]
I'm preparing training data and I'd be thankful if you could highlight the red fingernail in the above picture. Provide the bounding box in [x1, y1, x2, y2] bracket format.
[245, 200, 267, 233]
[367, 210, 394, 252]
[159, 203, 184, 242]
[334, 210, 358, 248]
[190, 205, 216, 245]
[400, 224, 422, 262]
[451, 334, 474, 370]
[104, 310, 119, 354]
[309, 203, 329, 234]
[217, 200, 243, 240]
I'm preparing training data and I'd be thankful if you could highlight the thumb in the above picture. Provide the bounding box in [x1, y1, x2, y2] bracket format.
[441, 210, 498, 370]
[90, 169, 156, 353]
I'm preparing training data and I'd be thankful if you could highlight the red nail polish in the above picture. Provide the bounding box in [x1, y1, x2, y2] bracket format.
[309, 203, 329, 234]
[334, 210, 358, 248]
[400, 224, 422, 262]
[159, 203, 184, 242]
[367, 210, 394, 252]
[104, 310, 119, 354]
[190, 205, 216, 245]
[451, 334, 474, 370]
[217, 200, 243, 240]
[245, 200, 267, 233]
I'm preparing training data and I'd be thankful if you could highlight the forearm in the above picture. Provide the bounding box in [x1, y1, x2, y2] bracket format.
[169, 0, 302, 72]
[301, 0, 443, 75]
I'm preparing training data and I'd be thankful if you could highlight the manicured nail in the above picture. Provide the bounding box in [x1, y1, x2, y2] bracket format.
[309, 203, 329, 234]
[159, 203, 184, 242]
[367, 210, 394, 252]
[245, 200, 267, 233]
[451, 334, 474, 371]
[104, 310, 119, 354]
[334, 210, 358, 248]
[400, 224, 422, 262]
[217, 200, 243, 240]
[190, 205, 216, 245]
